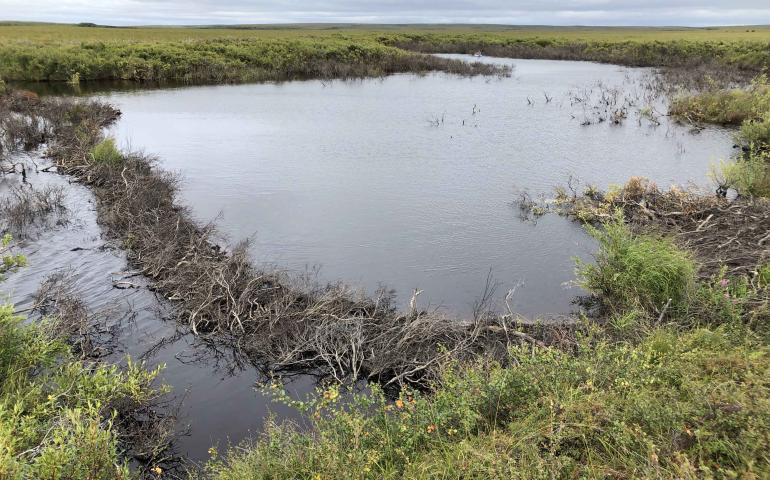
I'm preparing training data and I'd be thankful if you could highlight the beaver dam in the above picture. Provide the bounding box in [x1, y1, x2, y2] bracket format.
[101, 56, 732, 315]
[0, 54, 749, 470]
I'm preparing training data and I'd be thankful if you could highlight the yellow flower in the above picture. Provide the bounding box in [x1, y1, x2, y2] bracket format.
[323, 388, 339, 401]
[150, 466, 162, 476]
[395, 399, 405, 409]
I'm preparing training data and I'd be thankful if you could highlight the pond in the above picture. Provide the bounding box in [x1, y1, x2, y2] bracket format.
[104, 55, 733, 317]
[3, 55, 735, 463]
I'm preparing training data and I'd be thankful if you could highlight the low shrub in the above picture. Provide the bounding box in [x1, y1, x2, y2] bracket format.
[200, 322, 770, 479]
[90, 137, 123, 165]
[738, 114, 770, 147]
[0, 306, 165, 479]
[669, 75, 770, 125]
[576, 211, 696, 316]
[712, 149, 770, 197]
[0, 239, 166, 479]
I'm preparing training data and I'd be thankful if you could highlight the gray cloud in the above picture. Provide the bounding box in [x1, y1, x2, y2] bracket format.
[2, 0, 769, 26]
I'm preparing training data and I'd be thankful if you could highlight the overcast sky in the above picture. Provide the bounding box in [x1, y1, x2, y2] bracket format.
[2, 1, 769, 26]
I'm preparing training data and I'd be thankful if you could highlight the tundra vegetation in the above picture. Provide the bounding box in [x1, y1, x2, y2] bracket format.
[2, 24, 770, 85]
[0, 237, 171, 478]
[668, 74, 770, 198]
[0, 23, 769, 479]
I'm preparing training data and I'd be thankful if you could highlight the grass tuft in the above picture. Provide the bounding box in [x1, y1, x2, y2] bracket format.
[576, 211, 696, 316]
[89, 138, 122, 165]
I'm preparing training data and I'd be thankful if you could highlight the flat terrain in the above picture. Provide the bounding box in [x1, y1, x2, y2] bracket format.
[2, 23, 770, 84]
[1, 21, 770, 480]
[3, 23, 770, 43]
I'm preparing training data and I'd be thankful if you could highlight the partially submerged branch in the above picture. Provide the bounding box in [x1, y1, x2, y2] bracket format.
[0, 90, 574, 391]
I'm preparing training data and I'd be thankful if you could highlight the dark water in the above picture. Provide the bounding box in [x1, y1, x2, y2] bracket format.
[1, 156, 310, 463]
[2, 56, 735, 463]
[103, 56, 733, 316]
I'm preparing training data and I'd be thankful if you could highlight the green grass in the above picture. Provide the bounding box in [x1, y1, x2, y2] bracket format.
[197, 216, 770, 479]
[577, 212, 696, 316]
[201, 322, 770, 479]
[3, 23, 770, 44]
[90, 138, 123, 165]
[2, 23, 770, 84]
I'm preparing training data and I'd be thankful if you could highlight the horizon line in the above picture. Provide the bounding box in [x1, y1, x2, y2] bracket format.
[2, 20, 770, 29]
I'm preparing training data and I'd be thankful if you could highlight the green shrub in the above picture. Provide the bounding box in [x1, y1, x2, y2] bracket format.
[713, 149, 770, 197]
[90, 138, 123, 165]
[576, 211, 696, 316]
[670, 75, 770, 125]
[201, 323, 770, 479]
[738, 114, 770, 147]
[0, 304, 167, 479]
[0, 233, 26, 277]
[0, 239, 164, 479]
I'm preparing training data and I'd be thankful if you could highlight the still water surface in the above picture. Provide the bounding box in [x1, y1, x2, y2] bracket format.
[105, 55, 733, 316]
[4, 56, 735, 462]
